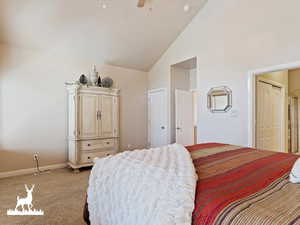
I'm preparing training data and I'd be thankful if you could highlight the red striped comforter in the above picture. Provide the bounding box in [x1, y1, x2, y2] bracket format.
[186, 143, 300, 225]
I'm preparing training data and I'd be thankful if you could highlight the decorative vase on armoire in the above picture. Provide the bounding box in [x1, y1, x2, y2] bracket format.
[65, 84, 120, 172]
[90, 65, 98, 86]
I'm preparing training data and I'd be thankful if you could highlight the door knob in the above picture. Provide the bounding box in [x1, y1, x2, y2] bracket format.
[176, 127, 181, 130]
[161, 126, 165, 130]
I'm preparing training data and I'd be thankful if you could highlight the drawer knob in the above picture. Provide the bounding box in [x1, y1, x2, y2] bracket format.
[106, 142, 110, 144]
[87, 144, 91, 146]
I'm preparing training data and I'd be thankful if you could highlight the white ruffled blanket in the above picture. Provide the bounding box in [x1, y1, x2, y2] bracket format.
[87, 144, 197, 225]
[290, 158, 300, 183]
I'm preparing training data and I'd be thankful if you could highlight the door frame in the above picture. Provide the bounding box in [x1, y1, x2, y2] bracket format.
[289, 96, 299, 153]
[148, 88, 168, 148]
[255, 77, 285, 152]
[248, 60, 300, 150]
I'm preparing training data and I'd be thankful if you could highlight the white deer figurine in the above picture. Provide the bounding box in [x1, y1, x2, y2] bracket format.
[15, 184, 35, 211]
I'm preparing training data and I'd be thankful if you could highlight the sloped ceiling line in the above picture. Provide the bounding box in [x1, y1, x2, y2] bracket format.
[0, 0, 207, 71]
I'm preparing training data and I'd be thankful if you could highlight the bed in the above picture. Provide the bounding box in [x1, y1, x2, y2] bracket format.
[84, 143, 300, 225]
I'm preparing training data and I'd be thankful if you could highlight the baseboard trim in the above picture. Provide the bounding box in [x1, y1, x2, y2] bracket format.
[0, 163, 68, 179]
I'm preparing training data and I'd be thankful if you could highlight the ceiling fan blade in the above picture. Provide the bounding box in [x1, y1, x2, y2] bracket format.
[137, 0, 146, 8]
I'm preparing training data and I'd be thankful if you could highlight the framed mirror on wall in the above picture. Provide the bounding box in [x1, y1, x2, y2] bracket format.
[207, 86, 232, 113]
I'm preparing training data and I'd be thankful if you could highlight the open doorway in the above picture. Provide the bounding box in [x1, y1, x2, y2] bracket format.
[254, 69, 300, 153]
[170, 57, 198, 146]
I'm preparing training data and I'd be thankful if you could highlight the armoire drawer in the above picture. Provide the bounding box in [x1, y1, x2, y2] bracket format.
[79, 139, 115, 151]
[80, 151, 114, 164]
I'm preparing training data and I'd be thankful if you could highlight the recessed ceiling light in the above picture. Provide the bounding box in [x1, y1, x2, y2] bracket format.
[183, 4, 190, 12]
[102, 3, 107, 9]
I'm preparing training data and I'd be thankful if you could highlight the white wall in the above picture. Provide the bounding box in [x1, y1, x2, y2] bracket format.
[171, 67, 190, 91]
[189, 69, 197, 90]
[148, 0, 300, 146]
[0, 43, 148, 172]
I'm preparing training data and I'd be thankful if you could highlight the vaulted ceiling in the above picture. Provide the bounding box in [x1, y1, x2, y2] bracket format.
[0, 0, 207, 71]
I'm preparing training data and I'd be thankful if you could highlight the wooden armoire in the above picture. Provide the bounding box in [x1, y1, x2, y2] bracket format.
[66, 84, 120, 170]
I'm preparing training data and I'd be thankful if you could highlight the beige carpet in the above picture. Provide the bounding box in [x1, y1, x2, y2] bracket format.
[0, 168, 91, 225]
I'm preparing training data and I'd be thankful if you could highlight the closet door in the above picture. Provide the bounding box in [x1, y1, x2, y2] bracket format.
[256, 81, 273, 150]
[79, 94, 99, 138]
[256, 80, 283, 152]
[271, 86, 283, 152]
[99, 95, 114, 138]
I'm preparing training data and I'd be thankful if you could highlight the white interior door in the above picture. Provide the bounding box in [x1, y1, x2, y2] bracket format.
[175, 89, 194, 146]
[148, 89, 167, 148]
[256, 80, 283, 152]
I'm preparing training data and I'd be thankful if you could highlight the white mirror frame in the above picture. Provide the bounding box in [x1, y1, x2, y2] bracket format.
[207, 86, 232, 113]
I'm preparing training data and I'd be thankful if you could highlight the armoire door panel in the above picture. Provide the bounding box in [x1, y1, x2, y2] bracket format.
[79, 94, 99, 138]
[112, 96, 119, 137]
[100, 95, 114, 137]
